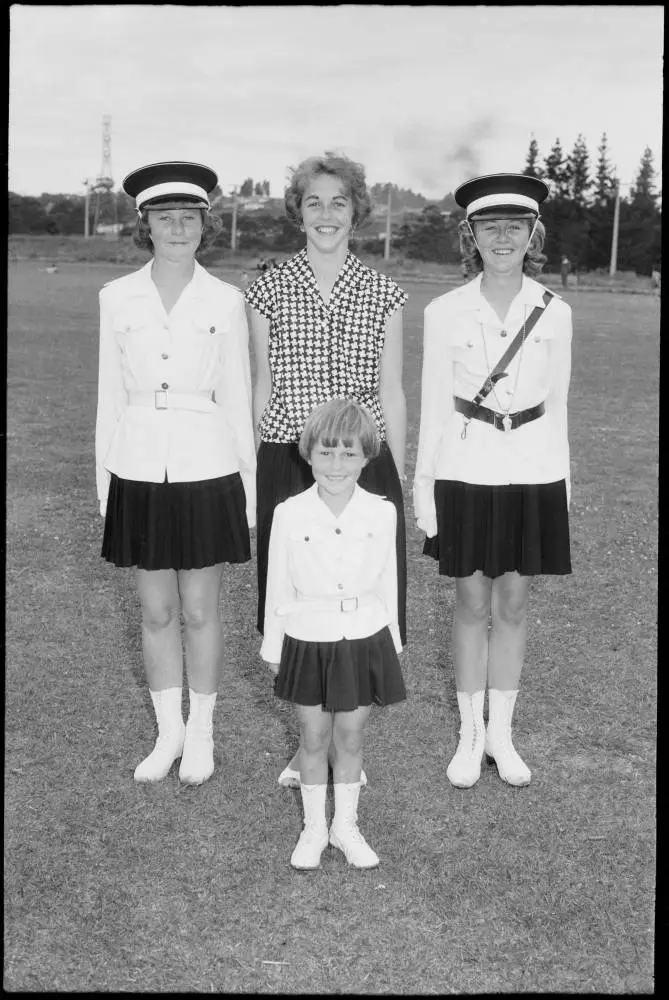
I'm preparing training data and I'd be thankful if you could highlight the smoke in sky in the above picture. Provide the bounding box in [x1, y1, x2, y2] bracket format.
[393, 118, 496, 196]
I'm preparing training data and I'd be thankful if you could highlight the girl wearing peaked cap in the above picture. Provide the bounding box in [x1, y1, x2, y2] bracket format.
[413, 172, 572, 790]
[245, 152, 409, 792]
[95, 161, 256, 787]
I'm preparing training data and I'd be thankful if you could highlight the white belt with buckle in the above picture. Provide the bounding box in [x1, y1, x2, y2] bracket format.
[128, 390, 215, 412]
[275, 594, 377, 616]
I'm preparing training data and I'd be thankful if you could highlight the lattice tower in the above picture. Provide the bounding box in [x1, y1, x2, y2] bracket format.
[92, 114, 119, 234]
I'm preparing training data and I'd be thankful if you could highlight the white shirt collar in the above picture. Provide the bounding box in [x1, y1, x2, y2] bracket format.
[459, 272, 550, 312]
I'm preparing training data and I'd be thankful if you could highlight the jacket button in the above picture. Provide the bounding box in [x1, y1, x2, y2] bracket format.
[304, 536, 310, 542]
[335, 527, 342, 534]
[161, 353, 169, 360]
[337, 583, 344, 590]
[209, 326, 216, 334]
[161, 382, 169, 390]
[500, 330, 508, 338]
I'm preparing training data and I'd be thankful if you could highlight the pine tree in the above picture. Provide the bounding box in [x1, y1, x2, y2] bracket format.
[569, 134, 592, 205]
[629, 147, 658, 205]
[594, 133, 616, 205]
[544, 138, 572, 199]
[522, 135, 543, 178]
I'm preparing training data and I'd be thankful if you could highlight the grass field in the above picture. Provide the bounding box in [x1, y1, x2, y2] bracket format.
[5, 259, 658, 993]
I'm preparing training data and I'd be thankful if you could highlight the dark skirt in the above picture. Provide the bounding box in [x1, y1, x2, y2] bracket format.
[423, 479, 572, 578]
[274, 627, 406, 712]
[256, 441, 407, 643]
[102, 472, 251, 570]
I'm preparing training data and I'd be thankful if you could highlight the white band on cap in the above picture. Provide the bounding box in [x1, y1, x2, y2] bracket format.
[136, 181, 209, 208]
[467, 193, 539, 217]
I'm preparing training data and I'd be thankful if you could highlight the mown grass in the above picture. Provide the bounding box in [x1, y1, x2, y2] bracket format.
[5, 260, 657, 992]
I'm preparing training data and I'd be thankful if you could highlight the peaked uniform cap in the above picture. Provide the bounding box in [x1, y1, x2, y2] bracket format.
[455, 173, 549, 219]
[123, 161, 218, 210]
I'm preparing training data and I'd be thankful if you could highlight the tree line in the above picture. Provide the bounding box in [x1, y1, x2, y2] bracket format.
[8, 135, 661, 275]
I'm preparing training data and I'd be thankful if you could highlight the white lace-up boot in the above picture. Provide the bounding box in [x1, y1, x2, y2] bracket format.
[446, 690, 485, 788]
[178, 689, 217, 786]
[329, 782, 379, 868]
[485, 688, 531, 786]
[290, 783, 329, 869]
[134, 687, 185, 782]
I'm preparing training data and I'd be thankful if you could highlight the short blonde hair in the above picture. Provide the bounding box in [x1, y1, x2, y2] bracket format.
[457, 217, 547, 279]
[298, 398, 380, 461]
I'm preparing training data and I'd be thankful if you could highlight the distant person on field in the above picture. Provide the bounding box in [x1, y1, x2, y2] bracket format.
[262, 399, 406, 870]
[414, 173, 573, 791]
[560, 255, 571, 289]
[245, 150, 408, 791]
[95, 161, 255, 787]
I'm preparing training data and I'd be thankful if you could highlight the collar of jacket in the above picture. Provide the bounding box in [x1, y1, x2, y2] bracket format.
[295, 481, 386, 517]
[457, 272, 552, 312]
[121, 258, 212, 301]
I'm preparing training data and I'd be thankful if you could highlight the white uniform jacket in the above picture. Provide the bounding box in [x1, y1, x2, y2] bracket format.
[261, 483, 402, 663]
[95, 260, 256, 525]
[413, 273, 572, 528]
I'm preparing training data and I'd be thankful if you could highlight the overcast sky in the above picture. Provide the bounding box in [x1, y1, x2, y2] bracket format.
[9, 5, 664, 200]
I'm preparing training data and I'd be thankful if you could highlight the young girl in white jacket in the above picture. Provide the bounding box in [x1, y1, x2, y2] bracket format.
[96, 161, 256, 787]
[262, 399, 406, 870]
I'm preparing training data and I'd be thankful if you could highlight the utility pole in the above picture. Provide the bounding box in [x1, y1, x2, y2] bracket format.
[83, 179, 91, 238]
[609, 180, 621, 276]
[384, 184, 392, 261]
[231, 188, 238, 252]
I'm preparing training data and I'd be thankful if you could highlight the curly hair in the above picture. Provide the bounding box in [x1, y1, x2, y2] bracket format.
[457, 217, 547, 279]
[132, 207, 222, 253]
[284, 151, 373, 230]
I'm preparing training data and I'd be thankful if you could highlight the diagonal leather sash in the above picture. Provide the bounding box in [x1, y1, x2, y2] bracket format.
[471, 289, 553, 407]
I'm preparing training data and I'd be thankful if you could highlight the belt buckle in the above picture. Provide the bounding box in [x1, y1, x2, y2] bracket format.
[154, 390, 168, 410]
[502, 414, 512, 432]
[340, 596, 359, 613]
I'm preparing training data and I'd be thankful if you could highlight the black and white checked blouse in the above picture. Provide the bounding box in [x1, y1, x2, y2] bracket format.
[245, 248, 408, 443]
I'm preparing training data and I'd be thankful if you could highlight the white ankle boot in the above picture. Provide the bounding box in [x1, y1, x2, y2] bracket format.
[291, 783, 329, 869]
[485, 688, 531, 786]
[134, 687, 185, 782]
[329, 782, 379, 868]
[179, 689, 216, 786]
[447, 690, 485, 788]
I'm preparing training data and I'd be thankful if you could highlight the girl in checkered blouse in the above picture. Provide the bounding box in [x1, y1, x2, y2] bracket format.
[245, 152, 408, 792]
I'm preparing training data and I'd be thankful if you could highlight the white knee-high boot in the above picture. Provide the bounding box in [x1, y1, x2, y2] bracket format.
[291, 783, 329, 869]
[179, 689, 216, 786]
[485, 688, 531, 786]
[329, 782, 379, 868]
[134, 687, 185, 783]
[447, 690, 485, 788]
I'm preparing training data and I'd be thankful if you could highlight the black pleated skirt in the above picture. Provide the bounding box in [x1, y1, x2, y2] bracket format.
[102, 473, 251, 570]
[423, 479, 571, 578]
[274, 627, 406, 712]
[256, 441, 407, 643]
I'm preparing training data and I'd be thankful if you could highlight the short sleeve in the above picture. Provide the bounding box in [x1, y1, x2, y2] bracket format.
[382, 276, 408, 319]
[244, 272, 276, 320]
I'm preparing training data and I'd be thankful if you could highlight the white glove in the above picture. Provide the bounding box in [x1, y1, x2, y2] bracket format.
[417, 514, 438, 538]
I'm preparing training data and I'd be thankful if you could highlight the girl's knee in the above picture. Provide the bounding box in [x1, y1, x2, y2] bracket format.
[141, 602, 180, 631]
[181, 603, 218, 631]
[300, 723, 331, 756]
[493, 597, 527, 627]
[456, 595, 490, 625]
